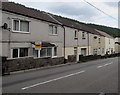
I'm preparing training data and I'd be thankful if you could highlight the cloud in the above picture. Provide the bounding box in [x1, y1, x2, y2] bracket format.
[48, 2, 99, 17]
[104, 2, 118, 7]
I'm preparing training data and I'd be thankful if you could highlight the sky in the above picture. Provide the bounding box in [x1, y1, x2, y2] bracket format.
[9, 0, 119, 28]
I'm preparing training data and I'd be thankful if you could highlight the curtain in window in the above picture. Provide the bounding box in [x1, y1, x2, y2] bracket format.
[47, 48, 52, 56]
[20, 21, 29, 32]
[49, 25, 53, 34]
[13, 49, 18, 58]
[54, 26, 57, 34]
[13, 20, 19, 31]
[81, 48, 86, 56]
[33, 48, 38, 57]
[40, 48, 46, 57]
[54, 47, 57, 56]
[20, 48, 28, 57]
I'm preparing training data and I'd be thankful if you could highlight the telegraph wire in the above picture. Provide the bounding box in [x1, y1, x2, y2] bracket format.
[83, 0, 118, 21]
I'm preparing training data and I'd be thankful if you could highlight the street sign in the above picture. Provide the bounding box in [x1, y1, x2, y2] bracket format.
[35, 42, 42, 50]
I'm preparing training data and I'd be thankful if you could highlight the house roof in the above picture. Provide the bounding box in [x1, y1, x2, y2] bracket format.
[115, 42, 120, 45]
[52, 15, 101, 35]
[2, 2, 59, 24]
[95, 29, 114, 39]
[2, 2, 110, 37]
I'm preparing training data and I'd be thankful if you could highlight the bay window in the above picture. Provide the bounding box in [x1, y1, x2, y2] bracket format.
[54, 47, 57, 56]
[33, 47, 57, 58]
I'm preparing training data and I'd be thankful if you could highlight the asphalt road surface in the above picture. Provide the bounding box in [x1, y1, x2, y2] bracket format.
[2, 57, 119, 94]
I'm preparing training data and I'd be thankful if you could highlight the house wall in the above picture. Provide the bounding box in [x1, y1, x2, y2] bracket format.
[2, 10, 116, 61]
[89, 33, 101, 55]
[100, 36, 106, 55]
[115, 44, 120, 53]
[115, 38, 120, 53]
[63, 27, 90, 61]
[0, 4, 2, 57]
[2, 11, 64, 58]
[89, 33, 108, 55]
[105, 37, 115, 54]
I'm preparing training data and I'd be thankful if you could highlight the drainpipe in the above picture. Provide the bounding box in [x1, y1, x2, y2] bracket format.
[62, 25, 66, 63]
[88, 32, 89, 55]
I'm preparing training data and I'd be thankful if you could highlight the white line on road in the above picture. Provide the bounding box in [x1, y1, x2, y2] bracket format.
[97, 62, 113, 69]
[97, 66, 103, 68]
[21, 70, 85, 90]
[104, 64, 109, 66]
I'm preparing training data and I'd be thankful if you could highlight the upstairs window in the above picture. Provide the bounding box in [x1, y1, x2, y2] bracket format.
[82, 32, 86, 39]
[13, 19, 29, 32]
[74, 31, 78, 39]
[13, 20, 19, 31]
[109, 39, 110, 44]
[98, 38, 101, 43]
[49, 25, 58, 35]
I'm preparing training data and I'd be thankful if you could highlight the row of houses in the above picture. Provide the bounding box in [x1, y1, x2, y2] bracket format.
[0, 2, 119, 61]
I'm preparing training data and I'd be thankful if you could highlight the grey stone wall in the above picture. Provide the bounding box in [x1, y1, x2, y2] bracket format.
[2, 56, 64, 75]
[68, 55, 76, 62]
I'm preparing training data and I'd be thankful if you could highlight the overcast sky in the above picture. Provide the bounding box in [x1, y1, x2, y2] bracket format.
[9, 0, 119, 28]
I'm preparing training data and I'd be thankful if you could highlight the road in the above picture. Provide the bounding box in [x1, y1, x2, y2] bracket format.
[2, 57, 119, 94]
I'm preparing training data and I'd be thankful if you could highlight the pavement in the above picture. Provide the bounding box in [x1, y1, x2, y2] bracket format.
[2, 57, 119, 94]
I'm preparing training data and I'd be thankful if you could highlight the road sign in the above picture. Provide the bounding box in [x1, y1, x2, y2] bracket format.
[35, 42, 42, 50]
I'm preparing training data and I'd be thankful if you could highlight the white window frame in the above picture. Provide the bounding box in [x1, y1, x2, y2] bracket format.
[12, 19, 30, 33]
[102, 48, 104, 54]
[82, 32, 86, 39]
[33, 47, 57, 58]
[109, 39, 110, 44]
[74, 30, 78, 39]
[11, 48, 28, 58]
[74, 47, 77, 55]
[98, 38, 101, 43]
[49, 25, 58, 35]
[93, 48, 97, 55]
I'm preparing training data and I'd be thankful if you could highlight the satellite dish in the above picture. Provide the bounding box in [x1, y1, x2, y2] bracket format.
[2, 23, 8, 29]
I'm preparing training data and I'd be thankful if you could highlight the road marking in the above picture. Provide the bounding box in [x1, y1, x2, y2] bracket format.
[97, 62, 113, 69]
[21, 70, 85, 90]
[97, 66, 103, 68]
[104, 64, 109, 66]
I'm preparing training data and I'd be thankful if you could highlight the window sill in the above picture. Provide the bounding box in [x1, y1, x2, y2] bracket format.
[52, 56, 57, 58]
[12, 31, 30, 34]
[74, 38, 78, 40]
[82, 38, 86, 39]
[49, 34, 58, 36]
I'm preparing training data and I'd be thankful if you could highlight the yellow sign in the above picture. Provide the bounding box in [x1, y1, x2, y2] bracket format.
[35, 44, 42, 48]
[35, 42, 42, 50]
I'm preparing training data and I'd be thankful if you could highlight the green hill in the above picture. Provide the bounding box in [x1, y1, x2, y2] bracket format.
[86, 23, 120, 38]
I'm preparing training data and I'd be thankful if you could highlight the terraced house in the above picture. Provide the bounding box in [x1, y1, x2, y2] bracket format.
[1, 2, 115, 61]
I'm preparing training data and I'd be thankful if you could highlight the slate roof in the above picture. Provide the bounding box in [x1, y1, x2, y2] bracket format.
[2, 2, 58, 24]
[1, 2, 111, 37]
[95, 29, 114, 39]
